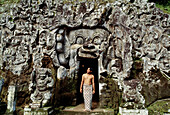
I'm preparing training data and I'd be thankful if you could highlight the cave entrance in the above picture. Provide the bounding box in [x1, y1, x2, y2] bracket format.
[76, 58, 99, 105]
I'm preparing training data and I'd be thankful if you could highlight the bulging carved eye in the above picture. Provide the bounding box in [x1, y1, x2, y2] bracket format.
[56, 43, 63, 52]
[93, 36, 101, 45]
[56, 34, 64, 42]
[76, 36, 84, 44]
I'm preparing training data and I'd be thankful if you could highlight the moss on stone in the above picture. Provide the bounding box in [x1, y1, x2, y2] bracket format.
[128, 57, 143, 80]
[99, 76, 122, 114]
[147, 99, 170, 115]
[0, 61, 33, 113]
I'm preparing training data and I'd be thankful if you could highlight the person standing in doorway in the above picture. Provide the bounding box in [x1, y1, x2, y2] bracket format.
[80, 67, 95, 111]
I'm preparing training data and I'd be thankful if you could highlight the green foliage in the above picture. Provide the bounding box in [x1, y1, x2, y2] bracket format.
[148, 0, 170, 14]
[147, 99, 170, 115]
[0, 0, 20, 5]
[156, 3, 170, 14]
[148, 0, 170, 5]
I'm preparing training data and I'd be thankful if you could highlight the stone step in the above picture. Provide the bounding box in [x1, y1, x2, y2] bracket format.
[58, 103, 115, 115]
[58, 111, 114, 115]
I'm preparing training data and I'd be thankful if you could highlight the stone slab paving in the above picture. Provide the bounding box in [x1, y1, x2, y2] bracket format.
[59, 102, 114, 115]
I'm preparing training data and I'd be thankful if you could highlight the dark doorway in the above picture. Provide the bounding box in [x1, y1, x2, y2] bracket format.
[76, 59, 99, 105]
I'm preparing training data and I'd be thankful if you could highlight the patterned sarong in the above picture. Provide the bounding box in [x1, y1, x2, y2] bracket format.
[83, 84, 92, 111]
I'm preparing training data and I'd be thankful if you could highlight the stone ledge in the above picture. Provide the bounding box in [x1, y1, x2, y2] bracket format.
[119, 107, 148, 115]
[59, 111, 114, 115]
[24, 107, 54, 115]
[60, 103, 115, 115]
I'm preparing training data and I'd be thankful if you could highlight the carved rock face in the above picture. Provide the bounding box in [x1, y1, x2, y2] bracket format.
[67, 29, 109, 45]
[0, 78, 4, 100]
[0, 0, 169, 110]
[78, 43, 99, 59]
[29, 68, 54, 108]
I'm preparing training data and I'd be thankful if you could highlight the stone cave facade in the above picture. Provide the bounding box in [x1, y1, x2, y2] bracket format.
[0, 0, 169, 114]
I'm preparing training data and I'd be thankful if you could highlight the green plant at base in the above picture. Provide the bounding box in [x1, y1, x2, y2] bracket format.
[156, 3, 170, 14]
[148, 0, 170, 14]
[0, 0, 20, 4]
[147, 99, 170, 115]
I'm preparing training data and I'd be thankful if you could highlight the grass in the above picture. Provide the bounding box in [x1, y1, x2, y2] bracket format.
[156, 3, 170, 14]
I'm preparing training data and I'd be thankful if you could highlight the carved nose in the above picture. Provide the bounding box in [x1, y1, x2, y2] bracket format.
[83, 43, 95, 49]
[87, 36, 91, 41]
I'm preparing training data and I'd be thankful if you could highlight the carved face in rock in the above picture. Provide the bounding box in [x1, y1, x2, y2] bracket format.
[39, 75, 46, 80]
[67, 29, 110, 45]
[39, 30, 52, 46]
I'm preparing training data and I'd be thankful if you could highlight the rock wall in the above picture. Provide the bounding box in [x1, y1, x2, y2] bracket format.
[99, 76, 122, 113]
[0, 0, 169, 113]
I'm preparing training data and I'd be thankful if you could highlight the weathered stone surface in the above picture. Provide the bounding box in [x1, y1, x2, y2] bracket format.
[119, 107, 148, 115]
[99, 77, 122, 111]
[24, 106, 54, 115]
[78, 43, 99, 59]
[29, 68, 54, 108]
[122, 79, 145, 109]
[0, 78, 4, 97]
[57, 66, 68, 80]
[0, 0, 169, 113]
[7, 85, 17, 112]
[0, 77, 4, 106]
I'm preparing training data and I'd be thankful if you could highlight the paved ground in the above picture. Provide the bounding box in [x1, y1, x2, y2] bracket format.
[60, 102, 115, 115]
[63, 102, 103, 112]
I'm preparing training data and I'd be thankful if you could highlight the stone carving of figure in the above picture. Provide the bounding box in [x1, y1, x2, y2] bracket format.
[29, 68, 54, 108]
[122, 79, 145, 109]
